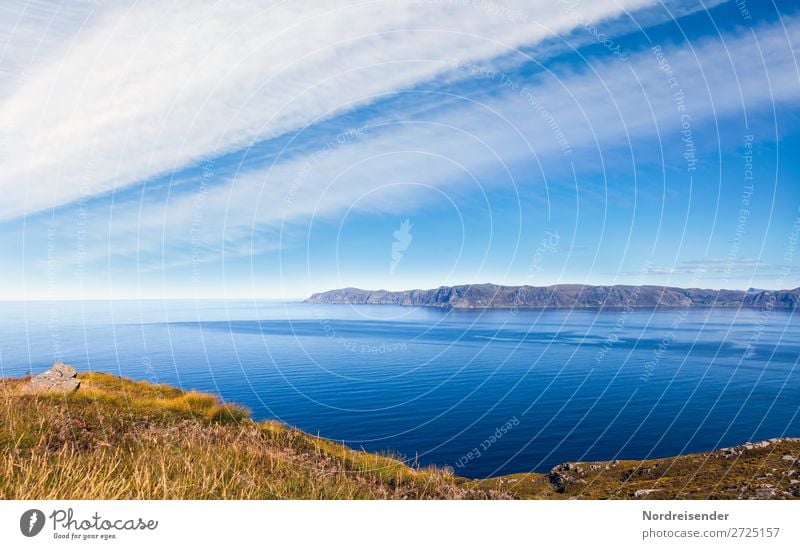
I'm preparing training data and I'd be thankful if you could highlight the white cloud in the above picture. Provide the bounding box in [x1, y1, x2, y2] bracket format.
[0, 1, 104, 97]
[135, 14, 800, 256]
[18, 11, 799, 282]
[621, 258, 800, 276]
[0, 0, 656, 220]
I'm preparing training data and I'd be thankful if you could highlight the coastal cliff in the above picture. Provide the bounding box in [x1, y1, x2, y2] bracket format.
[306, 283, 800, 310]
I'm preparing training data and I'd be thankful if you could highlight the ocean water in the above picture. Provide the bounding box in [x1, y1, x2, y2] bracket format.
[1, 299, 798, 478]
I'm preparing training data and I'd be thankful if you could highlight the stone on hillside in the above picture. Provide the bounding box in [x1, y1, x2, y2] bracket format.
[752, 485, 776, 500]
[633, 488, 664, 498]
[20, 362, 80, 394]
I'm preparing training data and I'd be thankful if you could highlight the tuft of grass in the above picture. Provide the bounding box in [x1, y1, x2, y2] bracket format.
[167, 391, 219, 416]
[205, 403, 251, 424]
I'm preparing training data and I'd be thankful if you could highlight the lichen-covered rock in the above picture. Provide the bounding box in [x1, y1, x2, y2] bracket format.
[20, 362, 80, 394]
[633, 488, 664, 498]
[752, 485, 777, 500]
[548, 462, 588, 492]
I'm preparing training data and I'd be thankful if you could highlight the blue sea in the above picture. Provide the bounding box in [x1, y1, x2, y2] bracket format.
[1, 300, 798, 478]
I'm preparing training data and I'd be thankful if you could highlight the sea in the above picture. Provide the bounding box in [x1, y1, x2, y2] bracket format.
[1, 299, 798, 478]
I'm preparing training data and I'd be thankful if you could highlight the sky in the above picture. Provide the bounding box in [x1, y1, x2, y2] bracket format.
[0, 0, 798, 300]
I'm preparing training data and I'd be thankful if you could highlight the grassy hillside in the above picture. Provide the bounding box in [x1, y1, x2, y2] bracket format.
[1, 371, 798, 499]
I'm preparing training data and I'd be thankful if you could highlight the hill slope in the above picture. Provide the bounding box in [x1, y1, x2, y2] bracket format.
[1, 371, 798, 499]
[306, 283, 800, 310]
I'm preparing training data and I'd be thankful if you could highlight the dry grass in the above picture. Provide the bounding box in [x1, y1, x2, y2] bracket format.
[0, 373, 501, 499]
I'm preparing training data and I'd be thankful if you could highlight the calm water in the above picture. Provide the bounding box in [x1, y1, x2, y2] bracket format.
[1, 300, 798, 477]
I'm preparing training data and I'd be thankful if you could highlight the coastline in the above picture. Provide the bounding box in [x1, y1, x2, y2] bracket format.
[306, 283, 800, 311]
[2, 367, 798, 500]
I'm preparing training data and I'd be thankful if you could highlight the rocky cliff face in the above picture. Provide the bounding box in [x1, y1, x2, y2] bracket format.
[305, 284, 800, 310]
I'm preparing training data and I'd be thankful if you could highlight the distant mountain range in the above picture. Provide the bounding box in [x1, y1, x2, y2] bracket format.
[305, 284, 800, 310]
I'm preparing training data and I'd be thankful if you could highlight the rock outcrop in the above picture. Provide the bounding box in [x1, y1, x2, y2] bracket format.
[715, 437, 800, 459]
[521, 438, 800, 500]
[20, 362, 80, 394]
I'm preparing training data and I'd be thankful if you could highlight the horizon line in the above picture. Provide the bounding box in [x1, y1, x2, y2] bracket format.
[5, 281, 798, 302]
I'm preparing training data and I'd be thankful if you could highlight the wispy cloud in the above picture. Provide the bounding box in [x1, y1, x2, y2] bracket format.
[11, 10, 799, 276]
[0, 0, 658, 220]
[120, 14, 800, 259]
[0, 1, 103, 97]
[633, 258, 800, 277]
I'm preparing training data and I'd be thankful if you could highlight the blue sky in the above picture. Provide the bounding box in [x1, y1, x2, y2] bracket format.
[0, 0, 798, 299]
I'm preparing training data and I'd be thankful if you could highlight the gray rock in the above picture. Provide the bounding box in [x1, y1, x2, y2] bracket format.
[20, 362, 80, 394]
[752, 485, 777, 500]
[633, 488, 664, 498]
[548, 463, 580, 492]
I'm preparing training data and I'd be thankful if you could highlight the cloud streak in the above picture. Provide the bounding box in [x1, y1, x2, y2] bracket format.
[13, 11, 798, 275]
[0, 0, 657, 220]
[136, 14, 800, 257]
